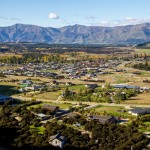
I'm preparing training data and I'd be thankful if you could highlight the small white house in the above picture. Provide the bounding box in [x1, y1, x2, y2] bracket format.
[49, 133, 66, 149]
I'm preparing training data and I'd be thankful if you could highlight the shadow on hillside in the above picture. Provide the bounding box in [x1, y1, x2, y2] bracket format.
[0, 127, 19, 149]
[0, 85, 20, 96]
[127, 96, 141, 101]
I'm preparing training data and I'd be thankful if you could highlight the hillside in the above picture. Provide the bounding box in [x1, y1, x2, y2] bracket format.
[0, 23, 150, 44]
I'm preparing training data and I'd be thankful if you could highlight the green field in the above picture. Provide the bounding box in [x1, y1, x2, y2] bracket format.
[135, 49, 150, 53]
[69, 84, 85, 92]
[112, 75, 128, 84]
[57, 120, 85, 131]
[27, 102, 73, 110]
[30, 125, 45, 134]
[138, 122, 150, 132]
[90, 106, 133, 118]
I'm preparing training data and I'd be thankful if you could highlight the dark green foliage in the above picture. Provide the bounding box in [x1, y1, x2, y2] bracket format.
[139, 114, 150, 121]
[133, 61, 150, 71]
[62, 115, 87, 125]
[85, 121, 149, 150]
[44, 121, 90, 149]
[0, 73, 6, 78]
[0, 103, 148, 150]
[30, 106, 53, 115]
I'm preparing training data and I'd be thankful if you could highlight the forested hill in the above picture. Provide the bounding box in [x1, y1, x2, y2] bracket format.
[1, 23, 150, 44]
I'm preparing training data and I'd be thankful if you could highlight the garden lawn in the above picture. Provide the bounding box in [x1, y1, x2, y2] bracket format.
[33, 90, 63, 100]
[69, 84, 85, 92]
[27, 102, 73, 110]
[30, 125, 45, 134]
[90, 106, 132, 117]
[138, 122, 150, 132]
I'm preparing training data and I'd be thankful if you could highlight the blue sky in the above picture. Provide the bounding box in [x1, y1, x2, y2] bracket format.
[1, 0, 150, 27]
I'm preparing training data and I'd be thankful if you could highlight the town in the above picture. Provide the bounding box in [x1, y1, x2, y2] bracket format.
[0, 43, 150, 149]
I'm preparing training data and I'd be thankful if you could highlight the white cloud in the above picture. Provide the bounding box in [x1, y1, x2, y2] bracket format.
[124, 17, 137, 22]
[97, 17, 150, 27]
[48, 13, 59, 19]
[0, 16, 21, 21]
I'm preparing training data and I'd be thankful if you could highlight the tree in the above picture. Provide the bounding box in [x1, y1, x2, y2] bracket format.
[63, 87, 70, 99]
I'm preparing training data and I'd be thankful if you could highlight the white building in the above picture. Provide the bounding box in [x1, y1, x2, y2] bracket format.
[49, 133, 66, 149]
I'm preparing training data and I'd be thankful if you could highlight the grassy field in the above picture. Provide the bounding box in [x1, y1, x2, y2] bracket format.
[33, 90, 63, 100]
[0, 66, 18, 71]
[43, 69, 61, 74]
[7, 75, 50, 82]
[30, 125, 45, 134]
[112, 75, 129, 84]
[135, 49, 150, 53]
[123, 93, 150, 105]
[7, 75, 98, 85]
[90, 106, 132, 118]
[32, 84, 86, 100]
[57, 120, 85, 131]
[138, 122, 150, 132]
[69, 84, 85, 92]
[27, 102, 73, 110]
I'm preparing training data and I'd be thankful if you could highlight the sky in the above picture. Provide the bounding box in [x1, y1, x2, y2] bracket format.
[1, 0, 150, 27]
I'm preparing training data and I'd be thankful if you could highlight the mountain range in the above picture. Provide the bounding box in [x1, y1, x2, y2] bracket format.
[1, 23, 150, 44]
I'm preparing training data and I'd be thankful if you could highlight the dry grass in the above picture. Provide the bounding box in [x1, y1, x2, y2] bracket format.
[123, 93, 150, 105]
[94, 106, 124, 112]
[91, 106, 131, 117]
[27, 102, 73, 110]
[33, 90, 63, 100]
[6, 75, 50, 82]
[7, 75, 98, 85]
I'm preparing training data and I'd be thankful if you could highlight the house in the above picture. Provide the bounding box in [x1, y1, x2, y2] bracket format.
[20, 80, 33, 87]
[66, 112, 78, 118]
[140, 87, 150, 92]
[132, 71, 141, 75]
[85, 84, 98, 89]
[49, 133, 66, 149]
[37, 113, 51, 121]
[73, 122, 81, 127]
[55, 75, 65, 79]
[54, 110, 70, 119]
[116, 69, 124, 72]
[24, 85, 43, 91]
[66, 82, 74, 86]
[18, 88, 26, 92]
[88, 115, 118, 124]
[128, 108, 150, 116]
[52, 80, 59, 85]
[15, 116, 22, 122]
[43, 104, 59, 112]
[45, 72, 57, 78]
[112, 84, 140, 90]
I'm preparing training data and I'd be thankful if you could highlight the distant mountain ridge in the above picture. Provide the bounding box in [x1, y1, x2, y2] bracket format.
[1, 23, 150, 44]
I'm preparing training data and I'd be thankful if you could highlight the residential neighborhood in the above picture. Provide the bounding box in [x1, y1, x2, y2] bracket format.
[1, 0, 150, 149]
[0, 45, 150, 150]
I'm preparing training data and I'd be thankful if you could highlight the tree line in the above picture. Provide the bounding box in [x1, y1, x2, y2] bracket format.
[133, 62, 150, 71]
